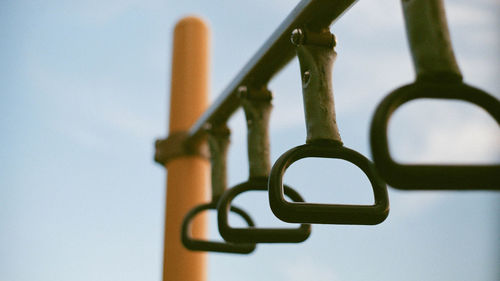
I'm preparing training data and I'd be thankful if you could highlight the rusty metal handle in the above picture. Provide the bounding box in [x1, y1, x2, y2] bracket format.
[239, 87, 273, 178]
[268, 29, 390, 225]
[402, 0, 461, 81]
[269, 144, 389, 224]
[207, 125, 231, 201]
[181, 124, 258, 253]
[181, 202, 256, 254]
[218, 177, 311, 243]
[295, 31, 342, 144]
[216, 88, 311, 243]
[369, 0, 500, 190]
[370, 83, 500, 190]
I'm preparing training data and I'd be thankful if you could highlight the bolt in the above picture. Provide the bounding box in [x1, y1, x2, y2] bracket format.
[237, 85, 248, 99]
[331, 33, 337, 48]
[302, 70, 311, 88]
[202, 123, 212, 131]
[291, 28, 305, 46]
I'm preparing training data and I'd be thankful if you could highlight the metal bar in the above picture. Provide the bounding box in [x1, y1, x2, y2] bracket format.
[402, 0, 462, 81]
[187, 0, 357, 142]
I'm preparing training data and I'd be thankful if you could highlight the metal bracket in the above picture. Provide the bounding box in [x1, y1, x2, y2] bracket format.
[238, 86, 273, 179]
[293, 28, 342, 145]
[207, 124, 231, 202]
[402, 0, 462, 82]
[267, 29, 390, 225]
[154, 132, 209, 166]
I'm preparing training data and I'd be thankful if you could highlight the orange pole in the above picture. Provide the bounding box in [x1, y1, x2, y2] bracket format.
[162, 17, 210, 281]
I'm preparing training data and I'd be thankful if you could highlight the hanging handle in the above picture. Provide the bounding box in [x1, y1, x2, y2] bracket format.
[295, 30, 342, 145]
[268, 29, 390, 225]
[370, 0, 500, 190]
[207, 125, 231, 202]
[181, 124, 257, 254]
[402, 0, 461, 81]
[241, 86, 273, 179]
[217, 87, 311, 243]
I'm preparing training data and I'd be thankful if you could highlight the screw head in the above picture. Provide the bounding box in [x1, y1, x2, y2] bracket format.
[331, 33, 337, 48]
[237, 85, 248, 99]
[202, 123, 212, 131]
[291, 28, 305, 46]
[302, 70, 311, 88]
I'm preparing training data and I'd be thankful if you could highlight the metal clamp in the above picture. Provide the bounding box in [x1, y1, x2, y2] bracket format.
[154, 132, 209, 166]
[181, 124, 257, 254]
[217, 87, 311, 243]
[268, 29, 390, 225]
[370, 0, 500, 190]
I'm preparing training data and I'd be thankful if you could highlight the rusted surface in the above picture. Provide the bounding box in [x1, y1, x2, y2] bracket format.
[295, 30, 342, 144]
[155, 132, 209, 165]
[187, 0, 357, 142]
[207, 125, 231, 201]
[240, 87, 273, 178]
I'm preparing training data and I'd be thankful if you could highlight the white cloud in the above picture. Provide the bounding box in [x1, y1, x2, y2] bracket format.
[390, 101, 500, 164]
[417, 120, 500, 163]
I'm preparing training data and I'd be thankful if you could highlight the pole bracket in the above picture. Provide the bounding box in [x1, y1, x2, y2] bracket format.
[154, 132, 209, 166]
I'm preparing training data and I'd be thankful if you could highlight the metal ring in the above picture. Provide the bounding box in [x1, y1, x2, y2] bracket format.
[268, 143, 389, 225]
[181, 202, 256, 254]
[217, 177, 311, 243]
[370, 81, 500, 190]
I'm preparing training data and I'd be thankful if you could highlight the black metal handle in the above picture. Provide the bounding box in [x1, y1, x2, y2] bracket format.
[217, 177, 311, 243]
[216, 87, 311, 243]
[370, 82, 500, 190]
[181, 202, 256, 254]
[268, 29, 390, 225]
[269, 143, 389, 224]
[369, 0, 500, 190]
[180, 124, 258, 253]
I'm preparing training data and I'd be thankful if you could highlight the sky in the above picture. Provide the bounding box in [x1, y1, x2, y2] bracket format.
[1, 0, 499, 280]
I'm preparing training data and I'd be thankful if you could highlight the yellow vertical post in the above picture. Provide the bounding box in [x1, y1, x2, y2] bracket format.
[162, 17, 210, 281]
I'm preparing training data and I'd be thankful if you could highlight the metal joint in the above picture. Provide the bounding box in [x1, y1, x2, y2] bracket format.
[154, 132, 209, 165]
[402, 0, 462, 81]
[295, 30, 342, 145]
[207, 124, 231, 201]
[291, 28, 336, 49]
[239, 86, 273, 179]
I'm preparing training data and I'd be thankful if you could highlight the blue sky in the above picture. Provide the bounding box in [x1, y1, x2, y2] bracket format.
[1, 0, 499, 280]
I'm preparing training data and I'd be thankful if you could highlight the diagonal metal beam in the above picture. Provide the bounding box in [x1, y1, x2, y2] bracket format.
[187, 0, 357, 142]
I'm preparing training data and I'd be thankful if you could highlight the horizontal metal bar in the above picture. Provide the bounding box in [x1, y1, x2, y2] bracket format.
[188, 0, 357, 142]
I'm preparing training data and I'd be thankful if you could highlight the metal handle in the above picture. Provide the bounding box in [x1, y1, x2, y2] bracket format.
[268, 29, 390, 225]
[181, 202, 256, 254]
[269, 144, 389, 224]
[402, 0, 462, 81]
[370, 83, 500, 190]
[295, 30, 342, 144]
[207, 125, 231, 201]
[240, 86, 273, 178]
[369, 0, 500, 190]
[181, 124, 258, 253]
[218, 177, 311, 243]
[217, 88, 311, 243]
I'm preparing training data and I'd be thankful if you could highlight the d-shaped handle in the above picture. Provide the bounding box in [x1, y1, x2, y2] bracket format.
[370, 81, 500, 190]
[181, 202, 256, 254]
[217, 177, 311, 243]
[268, 143, 389, 225]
